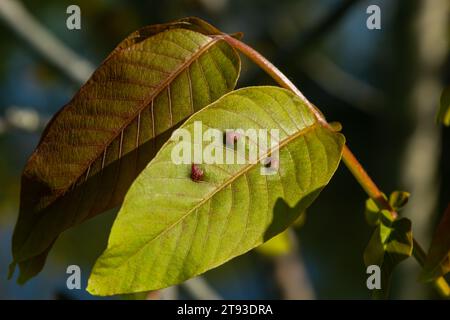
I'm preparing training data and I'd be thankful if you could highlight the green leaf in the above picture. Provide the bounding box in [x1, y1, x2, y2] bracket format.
[389, 191, 410, 211]
[437, 86, 450, 126]
[328, 121, 343, 132]
[10, 17, 240, 283]
[87, 86, 345, 295]
[421, 204, 450, 282]
[365, 198, 381, 226]
[364, 191, 408, 226]
[364, 193, 388, 226]
[364, 216, 413, 299]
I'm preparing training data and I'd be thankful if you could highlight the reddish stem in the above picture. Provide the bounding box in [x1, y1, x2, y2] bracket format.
[223, 35, 449, 298]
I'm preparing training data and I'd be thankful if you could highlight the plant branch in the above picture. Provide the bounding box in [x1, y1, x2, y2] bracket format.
[221, 35, 327, 126]
[223, 35, 450, 298]
[341, 147, 397, 219]
[343, 147, 449, 298]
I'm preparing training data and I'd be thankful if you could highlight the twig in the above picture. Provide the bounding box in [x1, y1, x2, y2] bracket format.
[0, 0, 94, 84]
[342, 148, 450, 298]
[223, 35, 450, 298]
[219, 35, 327, 126]
[243, 0, 363, 111]
[271, 0, 376, 113]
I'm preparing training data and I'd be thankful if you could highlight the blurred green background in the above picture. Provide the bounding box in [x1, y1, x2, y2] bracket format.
[0, 0, 449, 299]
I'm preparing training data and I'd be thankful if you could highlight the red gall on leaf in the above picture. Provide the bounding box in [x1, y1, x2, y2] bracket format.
[191, 164, 204, 182]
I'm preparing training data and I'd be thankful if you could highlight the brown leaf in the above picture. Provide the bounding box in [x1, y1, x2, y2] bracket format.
[11, 17, 240, 282]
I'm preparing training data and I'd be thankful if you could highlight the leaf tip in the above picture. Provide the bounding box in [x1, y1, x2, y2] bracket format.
[329, 121, 343, 132]
[86, 276, 103, 296]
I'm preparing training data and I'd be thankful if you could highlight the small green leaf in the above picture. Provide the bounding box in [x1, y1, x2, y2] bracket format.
[421, 204, 450, 282]
[87, 86, 345, 295]
[364, 191, 408, 227]
[364, 217, 413, 299]
[437, 86, 450, 126]
[364, 227, 385, 268]
[364, 193, 389, 226]
[389, 191, 410, 211]
[379, 209, 395, 225]
[365, 198, 381, 226]
[329, 121, 343, 132]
